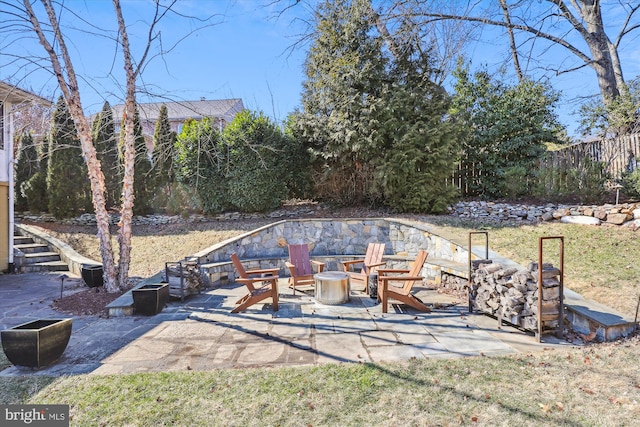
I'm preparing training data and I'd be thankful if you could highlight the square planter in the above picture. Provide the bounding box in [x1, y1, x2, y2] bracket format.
[1, 318, 73, 368]
[132, 283, 169, 315]
[81, 264, 103, 288]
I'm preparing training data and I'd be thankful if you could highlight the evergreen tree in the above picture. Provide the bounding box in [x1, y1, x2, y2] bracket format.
[47, 96, 91, 218]
[22, 135, 50, 213]
[292, 0, 460, 212]
[152, 104, 176, 187]
[292, 0, 387, 205]
[374, 33, 460, 213]
[223, 110, 289, 212]
[174, 118, 226, 213]
[91, 101, 121, 209]
[14, 132, 38, 212]
[128, 106, 153, 214]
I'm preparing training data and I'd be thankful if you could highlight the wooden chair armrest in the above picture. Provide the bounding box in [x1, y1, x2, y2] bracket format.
[341, 259, 364, 266]
[245, 268, 279, 276]
[378, 275, 423, 282]
[377, 268, 410, 275]
[237, 276, 279, 284]
[365, 261, 386, 268]
[311, 260, 325, 272]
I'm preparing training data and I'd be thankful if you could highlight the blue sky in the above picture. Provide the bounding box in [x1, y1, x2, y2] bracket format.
[1, 1, 310, 123]
[1, 1, 639, 136]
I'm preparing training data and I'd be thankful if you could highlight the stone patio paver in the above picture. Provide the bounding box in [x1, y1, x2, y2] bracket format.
[0, 273, 573, 377]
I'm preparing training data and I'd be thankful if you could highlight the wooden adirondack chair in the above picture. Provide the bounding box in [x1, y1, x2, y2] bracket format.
[377, 250, 430, 313]
[285, 244, 325, 295]
[341, 242, 386, 293]
[230, 253, 279, 313]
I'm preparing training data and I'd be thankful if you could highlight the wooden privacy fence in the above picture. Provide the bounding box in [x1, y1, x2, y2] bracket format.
[449, 133, 640, 195]
[543, 133, 640, 179]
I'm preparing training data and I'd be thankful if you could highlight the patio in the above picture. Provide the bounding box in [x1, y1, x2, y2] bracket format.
[90, 279, 570, 375]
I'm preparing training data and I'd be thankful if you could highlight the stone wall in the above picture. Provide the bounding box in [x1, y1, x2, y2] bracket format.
[449, 201, 640, 229]
[189, 218, 474, 285]
[17, 200, 640, 229]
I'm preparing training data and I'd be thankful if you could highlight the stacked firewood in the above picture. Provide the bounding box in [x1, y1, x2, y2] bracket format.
[164, 261, 206, 298]
[470, 260, 562, 333]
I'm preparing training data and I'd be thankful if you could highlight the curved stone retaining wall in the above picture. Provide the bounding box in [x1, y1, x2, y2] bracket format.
[189, 218, 479, 286]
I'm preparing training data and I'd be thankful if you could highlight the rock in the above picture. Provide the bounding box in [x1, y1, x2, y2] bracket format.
[606, 212, 632, 225]
[560, 215, 601, 225]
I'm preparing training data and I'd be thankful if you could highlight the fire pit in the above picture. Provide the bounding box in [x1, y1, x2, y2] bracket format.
[314, 271, 350, 305]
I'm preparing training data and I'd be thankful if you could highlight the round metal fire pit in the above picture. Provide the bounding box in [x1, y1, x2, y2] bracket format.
[314, 271, 350, 305]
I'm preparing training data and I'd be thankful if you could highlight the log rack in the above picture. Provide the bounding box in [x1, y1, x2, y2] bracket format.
[536, 236, 565, 342]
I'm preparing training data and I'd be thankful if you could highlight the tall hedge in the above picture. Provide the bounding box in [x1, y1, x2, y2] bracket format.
[174, 117, 227, 213]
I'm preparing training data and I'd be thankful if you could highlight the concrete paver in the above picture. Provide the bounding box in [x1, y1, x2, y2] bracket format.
[0, 272, 573, 377]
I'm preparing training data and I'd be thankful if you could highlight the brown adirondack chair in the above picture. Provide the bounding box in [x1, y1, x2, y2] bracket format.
[230, 253, 279, 313]
[341, 242, 386, 293]
[285, 244, 325, 295]
[377, 249, 430, 313]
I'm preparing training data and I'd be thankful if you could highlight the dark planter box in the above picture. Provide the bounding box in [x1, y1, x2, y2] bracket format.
[81, 264, 103, 288]
[1, 318, 73, 368]
[132, 283, 169, 315]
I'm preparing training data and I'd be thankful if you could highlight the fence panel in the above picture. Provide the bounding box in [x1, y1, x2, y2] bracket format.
[451, 133, 640, 196]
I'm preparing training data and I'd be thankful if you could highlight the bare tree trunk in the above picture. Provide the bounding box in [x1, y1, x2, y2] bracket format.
[24, 0, 121, 292]
[553, 0, 620, 103]
[112, 0, 136, 288]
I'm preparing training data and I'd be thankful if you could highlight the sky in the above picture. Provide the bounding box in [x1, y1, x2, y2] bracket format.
[1, 0, 311, 123]
[1, 1, 639, 137]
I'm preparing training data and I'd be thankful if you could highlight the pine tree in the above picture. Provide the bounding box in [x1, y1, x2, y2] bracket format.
[22, 135, 50, 213]
[47, 96, 91, 218]
[91, 101, 121, 209]
[152, 104, 176, 187]
[122, 106, 153, 214]
[293, 0, 387, 204]
[374, 26, 461, 213]
[14, 132, 38, 212]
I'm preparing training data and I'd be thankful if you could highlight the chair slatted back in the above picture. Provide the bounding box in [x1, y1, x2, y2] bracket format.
[363, 243, 385, 274]
[230, 253, 248, 279]
[403, 250, 428, 293]
[288, 244, 313, 276]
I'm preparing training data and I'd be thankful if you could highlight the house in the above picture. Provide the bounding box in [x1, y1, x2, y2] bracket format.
[110, 98, 244, 148]
[0, 81, 52, 272]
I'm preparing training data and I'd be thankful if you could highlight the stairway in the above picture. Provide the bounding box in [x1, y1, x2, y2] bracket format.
[14, 234, 69, 273]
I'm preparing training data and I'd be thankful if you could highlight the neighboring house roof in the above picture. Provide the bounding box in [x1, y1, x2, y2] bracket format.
[0, 81, 52, 107]
[111, 98, 244, 126]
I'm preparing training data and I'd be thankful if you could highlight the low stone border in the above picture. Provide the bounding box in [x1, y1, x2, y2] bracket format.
[448, 201, 640, 230]
[16, 200, 640, 229]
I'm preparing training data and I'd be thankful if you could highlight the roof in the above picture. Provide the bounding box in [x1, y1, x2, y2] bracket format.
[0, 81, 53, 106]
[111, 98, 244, 123]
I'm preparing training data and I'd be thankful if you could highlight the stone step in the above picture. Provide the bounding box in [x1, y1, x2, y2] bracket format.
[23, 251, 63, 264]
[564, 290, 636, 341]
[14, 242, 51, 254]
[20, 260, 69, 273]
[14, 235, 33, 245]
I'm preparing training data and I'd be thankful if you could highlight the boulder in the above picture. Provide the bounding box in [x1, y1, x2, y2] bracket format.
[560, 215, 601, 225]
